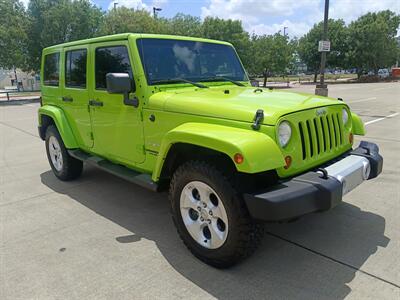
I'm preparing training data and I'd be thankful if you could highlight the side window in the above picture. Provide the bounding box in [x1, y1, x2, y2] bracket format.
[43, 52, 60, 86]
[65, 49, 87, 88]
[95, 46, 132, 89]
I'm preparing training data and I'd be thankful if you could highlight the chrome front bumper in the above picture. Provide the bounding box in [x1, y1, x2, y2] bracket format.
[321, 155, 371, 196]
[244, 141, 383, 221]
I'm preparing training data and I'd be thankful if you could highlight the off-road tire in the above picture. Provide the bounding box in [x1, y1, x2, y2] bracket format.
[45, 125, 83, 181]
[169, 160, 264, 268]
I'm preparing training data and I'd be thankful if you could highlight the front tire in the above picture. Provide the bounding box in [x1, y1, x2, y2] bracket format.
[45, 125, 83, 181]
[169, 160, 264, 268]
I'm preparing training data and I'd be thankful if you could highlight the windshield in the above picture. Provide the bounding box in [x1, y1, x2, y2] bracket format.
[137, 38, 248, 85]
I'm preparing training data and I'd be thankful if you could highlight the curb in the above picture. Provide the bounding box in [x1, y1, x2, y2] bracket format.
[0, 97, 40, 106]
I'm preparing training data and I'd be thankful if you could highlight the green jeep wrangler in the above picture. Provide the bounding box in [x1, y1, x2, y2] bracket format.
[38, 33, 383, 268]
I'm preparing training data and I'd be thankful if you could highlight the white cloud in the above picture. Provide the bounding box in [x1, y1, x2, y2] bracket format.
[201, 0, 400, 37]
[201, 0, 319, 37]
[108, 0, 147, 10]
[201, 0, 319, 20]
[330, 0, 400, 23]
[152, 0, 168, 7]
[249, 20, 312, 38]
[107, 0, 168, 11]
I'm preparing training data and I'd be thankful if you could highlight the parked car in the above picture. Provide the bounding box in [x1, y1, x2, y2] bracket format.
[38, 33, 383, 268]
[378, 69, 390, 79]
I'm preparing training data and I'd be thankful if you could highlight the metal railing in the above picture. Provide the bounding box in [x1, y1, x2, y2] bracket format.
[0, 90, 41, 101]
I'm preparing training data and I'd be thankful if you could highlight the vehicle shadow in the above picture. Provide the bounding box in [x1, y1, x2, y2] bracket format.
[40, 167, 390, 300]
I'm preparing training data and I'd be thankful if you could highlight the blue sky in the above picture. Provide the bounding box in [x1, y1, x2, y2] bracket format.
[91, 0, 400, 37]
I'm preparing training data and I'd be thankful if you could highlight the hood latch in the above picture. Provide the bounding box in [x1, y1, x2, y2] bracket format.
[252, 109, 264, 130]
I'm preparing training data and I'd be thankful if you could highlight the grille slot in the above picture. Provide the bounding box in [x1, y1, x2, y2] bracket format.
[297, 111, 345, 161]
[336, 113, 343, 145]
[313, 118, 321, 154]
[298, 122, 306, 160]
[306, 120, 314, 157]
[320, 117, 327, 152]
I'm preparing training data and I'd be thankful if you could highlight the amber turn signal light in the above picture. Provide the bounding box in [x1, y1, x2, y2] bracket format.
[234, 153, 244, 164]
[284, 155, 292, 169]
[349, 133, 354, 144]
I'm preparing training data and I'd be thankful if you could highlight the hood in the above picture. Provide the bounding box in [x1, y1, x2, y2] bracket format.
[148, 86, 344, 125]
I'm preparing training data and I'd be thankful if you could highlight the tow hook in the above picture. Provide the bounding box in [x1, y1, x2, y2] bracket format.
[317, 168, 329, 179]
[252, 109, 264, 130]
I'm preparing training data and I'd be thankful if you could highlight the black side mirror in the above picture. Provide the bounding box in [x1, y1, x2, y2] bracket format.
[106, 73, 138, 107]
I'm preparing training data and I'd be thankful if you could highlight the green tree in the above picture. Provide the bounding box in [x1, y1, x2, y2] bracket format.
[99, 7, 162, 35]
[347, 10, 400, 77]
[26, 0, 103, 71]
[162, 13, 202, 37]
[298, 19, 348, 82]
[0, 0, 29, 88]
[201, 17, 251, 71]
[250, 33, 296, 86]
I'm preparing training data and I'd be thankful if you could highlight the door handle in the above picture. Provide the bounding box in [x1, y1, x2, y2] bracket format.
[62, 96, 73, 102]
[89, 99, 103, 107]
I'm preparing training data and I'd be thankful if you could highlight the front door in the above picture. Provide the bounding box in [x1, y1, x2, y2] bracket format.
[89, 41, 145, 165]
[62, 46, 93, 149]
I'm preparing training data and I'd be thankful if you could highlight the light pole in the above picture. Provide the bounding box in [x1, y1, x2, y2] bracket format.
[283, 26, 288, 36]
[315, 0, 330, 96]
[153, 7, 162, 18]
[113, 2, 118, 10]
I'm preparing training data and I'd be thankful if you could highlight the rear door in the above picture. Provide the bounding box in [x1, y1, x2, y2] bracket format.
[62, 45, 93, 149]
[88, 41, 145, 165]
[41, 50, 62, 106]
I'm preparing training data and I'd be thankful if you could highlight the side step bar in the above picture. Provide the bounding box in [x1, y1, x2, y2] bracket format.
[68, 149, 158, 192]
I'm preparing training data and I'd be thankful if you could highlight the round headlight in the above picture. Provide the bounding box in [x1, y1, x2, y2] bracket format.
[278, 121, 292, 147]
[342, 108, 349, 125]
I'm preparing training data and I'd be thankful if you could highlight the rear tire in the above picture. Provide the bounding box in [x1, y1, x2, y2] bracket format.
[169, 160, 264, 268]
[45, 125, 83, 181]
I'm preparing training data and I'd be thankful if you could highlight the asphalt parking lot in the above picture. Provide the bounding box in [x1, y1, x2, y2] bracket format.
[1, 81, 399, 299]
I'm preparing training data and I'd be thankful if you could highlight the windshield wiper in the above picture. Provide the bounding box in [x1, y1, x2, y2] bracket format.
[151, 78, 208, 88]
[199, 76, 245, 86]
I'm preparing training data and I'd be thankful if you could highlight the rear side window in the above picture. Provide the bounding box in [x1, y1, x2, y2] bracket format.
[65, 49, 87, 88]
[43, 52, 60, 86]
[95, 46, 132, 89]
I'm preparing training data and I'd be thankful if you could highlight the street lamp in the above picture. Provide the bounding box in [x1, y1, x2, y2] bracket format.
[113, 2, 118, 10]
[315, 0, 330, 96]
[283, 26, 288, 36]
[153, 7, 162, 18]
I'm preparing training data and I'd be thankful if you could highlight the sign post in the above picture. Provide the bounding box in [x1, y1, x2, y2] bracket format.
[315, 0, 330, 97]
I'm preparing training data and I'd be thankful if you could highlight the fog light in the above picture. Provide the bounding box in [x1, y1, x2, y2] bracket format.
[234, 153, 244, 164]
[284, 156, 292, 169]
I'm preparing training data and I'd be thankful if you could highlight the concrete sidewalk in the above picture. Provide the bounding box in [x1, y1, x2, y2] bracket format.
[1, 82, 399, 299]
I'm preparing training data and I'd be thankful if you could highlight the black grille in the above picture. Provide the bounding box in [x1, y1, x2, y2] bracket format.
[298, 112, 344, 160]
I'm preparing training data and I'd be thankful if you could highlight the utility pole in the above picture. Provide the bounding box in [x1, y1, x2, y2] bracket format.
[283, 26, 288, 36]
[13, 66, 20, 92]
[153, 7, 162, 18]
[315, 0, 330, 96]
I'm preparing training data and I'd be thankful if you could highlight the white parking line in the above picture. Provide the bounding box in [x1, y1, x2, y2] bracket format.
[348, 97, 377, 103]
[365, 112, 399, 126]
[372, 87, 388, 91]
